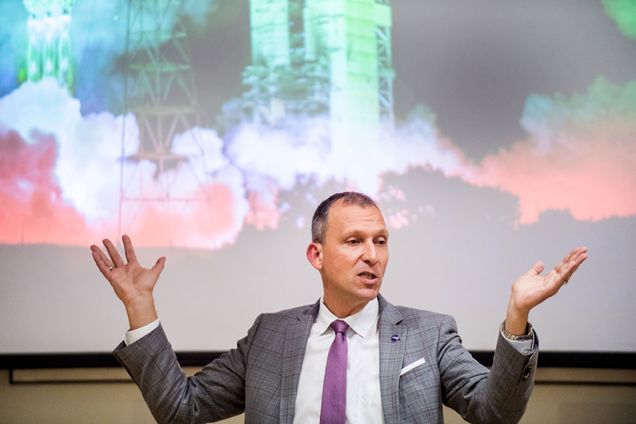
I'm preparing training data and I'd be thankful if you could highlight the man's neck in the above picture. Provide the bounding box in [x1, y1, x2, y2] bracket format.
[322, 296, 376, 318]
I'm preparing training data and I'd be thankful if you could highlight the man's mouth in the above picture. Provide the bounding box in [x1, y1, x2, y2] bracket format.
[358, 271, 377, 280]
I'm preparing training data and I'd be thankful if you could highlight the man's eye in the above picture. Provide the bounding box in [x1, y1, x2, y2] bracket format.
[375, 239, 387, 245]
[347, 239, 360, 245]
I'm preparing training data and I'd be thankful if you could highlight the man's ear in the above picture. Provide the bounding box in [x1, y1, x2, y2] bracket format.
[306, 242, 323, 270]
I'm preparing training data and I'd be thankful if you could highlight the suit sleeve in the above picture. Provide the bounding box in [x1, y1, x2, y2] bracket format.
[113, 315, 263, 424]
[438, 314, 538, 424]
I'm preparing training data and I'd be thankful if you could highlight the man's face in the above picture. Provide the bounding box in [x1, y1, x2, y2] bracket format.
[307, 200, 389, 317]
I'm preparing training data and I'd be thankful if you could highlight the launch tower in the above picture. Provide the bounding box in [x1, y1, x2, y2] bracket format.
[243, 0, 394, 143]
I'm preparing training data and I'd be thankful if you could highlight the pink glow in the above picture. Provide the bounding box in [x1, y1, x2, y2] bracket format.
[386, 209, 411, 229]
[0, 129, 246, 249]
[121, 182, 242, 249]
[468, 128, 636, 224]
[463, 79, 636, 224]
[245, 189, 281, 231]
[0, 130, 95, 245]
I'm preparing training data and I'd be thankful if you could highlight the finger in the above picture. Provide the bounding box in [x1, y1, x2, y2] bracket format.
[538, 248, 588, 297]
[554, 248, 578, 274]
[557, 247, 587, 275]
[525, 261, 544, 276]
[561, 247, 579, 263]
[572, 246, 589, 262]
[122, 234, 138, 265]
[103, 238, 125, 267]
[91, 247, 114, 280]
[551, 251, 588, 287]
[151, 257, 166, 276]
[562, 251, 589, 283]
[90, 245, 115, 269]
[553, 247, 587, 278]
[565, 248, 588, 270]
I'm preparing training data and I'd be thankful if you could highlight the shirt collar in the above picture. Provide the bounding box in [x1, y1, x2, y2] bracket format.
[317, 297, 379, 339]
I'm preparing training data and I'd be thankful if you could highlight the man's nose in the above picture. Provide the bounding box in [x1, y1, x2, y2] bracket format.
[362, 241, 378, 264]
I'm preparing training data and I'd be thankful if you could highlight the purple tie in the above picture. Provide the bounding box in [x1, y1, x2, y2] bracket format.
[320, 319, 349, 424]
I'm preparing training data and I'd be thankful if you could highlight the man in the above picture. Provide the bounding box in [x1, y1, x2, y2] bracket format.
[91, 192, 587, 423]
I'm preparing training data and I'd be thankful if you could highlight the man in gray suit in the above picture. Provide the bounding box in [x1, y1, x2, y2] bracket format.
[91, 192, 588, 423]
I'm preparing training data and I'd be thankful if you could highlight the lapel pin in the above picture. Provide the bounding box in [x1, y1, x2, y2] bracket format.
[391, 334, 399, 343]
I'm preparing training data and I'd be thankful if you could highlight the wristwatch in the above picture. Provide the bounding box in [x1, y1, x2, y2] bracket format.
[500, 321, 534, 341]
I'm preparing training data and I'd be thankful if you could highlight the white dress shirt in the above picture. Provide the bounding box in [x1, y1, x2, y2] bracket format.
[293, 298, 383, 424]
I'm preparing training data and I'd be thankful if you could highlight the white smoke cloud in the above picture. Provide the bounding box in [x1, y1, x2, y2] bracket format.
[172, 126, 231, 177]
[226, 118, 332, 191]
[0, 78, 474, 247]
[0, 78, 80, 144]
[225, 112, 469, 200]
[0, 78, 134, 221]
[0, 78, 248, 248]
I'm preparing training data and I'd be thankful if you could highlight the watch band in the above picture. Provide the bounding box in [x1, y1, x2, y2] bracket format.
[500, 321, 534, 341]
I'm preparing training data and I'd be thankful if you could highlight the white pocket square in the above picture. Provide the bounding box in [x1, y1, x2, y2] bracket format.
[400, 358, 426, 376]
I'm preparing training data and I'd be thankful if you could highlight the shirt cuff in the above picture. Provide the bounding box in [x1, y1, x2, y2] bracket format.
[500, 329, 535, 355]
[124, 319, 160, 346]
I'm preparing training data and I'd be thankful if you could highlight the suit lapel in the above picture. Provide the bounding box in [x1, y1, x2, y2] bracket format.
[378, 295, 405, 424]
[280, 301, 319, 424]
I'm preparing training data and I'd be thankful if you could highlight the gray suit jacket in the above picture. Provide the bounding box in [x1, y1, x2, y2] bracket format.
[114, 295, 538, 423]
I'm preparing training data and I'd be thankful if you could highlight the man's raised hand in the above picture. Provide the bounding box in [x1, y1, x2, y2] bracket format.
[505, 246, 588, 335]
[90, 235, 166, 329]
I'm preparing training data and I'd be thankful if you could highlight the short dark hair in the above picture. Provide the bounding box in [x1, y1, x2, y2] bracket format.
[311, 192, 378, 243]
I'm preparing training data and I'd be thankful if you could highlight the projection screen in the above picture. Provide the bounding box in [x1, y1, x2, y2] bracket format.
[0, 0, 635, 356]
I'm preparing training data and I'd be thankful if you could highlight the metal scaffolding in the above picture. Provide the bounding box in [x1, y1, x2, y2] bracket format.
[119, 0, 206, 239]
[124, 0, 201, 174]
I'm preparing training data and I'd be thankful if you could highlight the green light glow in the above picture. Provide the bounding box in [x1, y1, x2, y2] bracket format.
[21, 0, 75, 90]
[250, 0, 291, 67]
[304, 0, 389, 126]
[602, 0, 636, 39]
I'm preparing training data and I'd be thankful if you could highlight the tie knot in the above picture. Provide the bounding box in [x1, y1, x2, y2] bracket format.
[331, 319, 349, 335]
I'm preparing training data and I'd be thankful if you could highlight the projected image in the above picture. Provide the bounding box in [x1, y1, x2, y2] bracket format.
[1, 0, 636, 354]
[1, 0, 635, 249]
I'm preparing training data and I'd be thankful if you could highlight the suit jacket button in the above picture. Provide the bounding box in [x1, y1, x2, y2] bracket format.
[522, 367, 532, 381]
